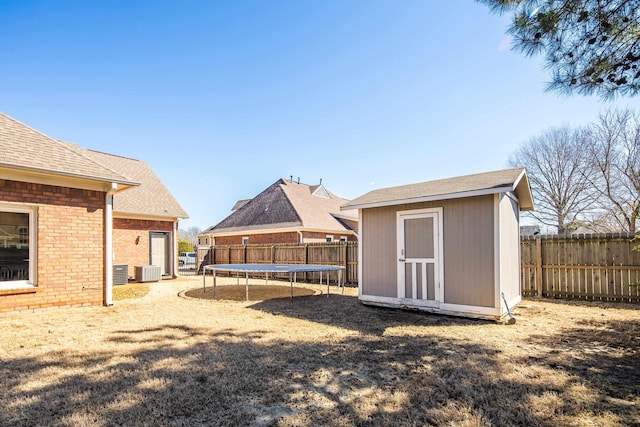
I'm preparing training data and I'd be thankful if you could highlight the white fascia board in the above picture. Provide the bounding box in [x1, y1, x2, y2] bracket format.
[512, 168, 526, 189]
[342, 186, 512, 211]
[112, 212, 181, 222]
[0, 165, 138, 192]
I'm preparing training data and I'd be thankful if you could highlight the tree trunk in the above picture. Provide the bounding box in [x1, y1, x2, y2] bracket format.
[557, 214, 566, 235]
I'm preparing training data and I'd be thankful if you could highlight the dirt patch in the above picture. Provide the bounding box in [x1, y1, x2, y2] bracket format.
[184, 284, 317, 301]
[1, 276, 639, 426]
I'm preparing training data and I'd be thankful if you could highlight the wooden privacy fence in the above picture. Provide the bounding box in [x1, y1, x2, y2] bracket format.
[198, 235, 640, 301]
[197, 242, 358, 284]
[521, 233, 640, 302]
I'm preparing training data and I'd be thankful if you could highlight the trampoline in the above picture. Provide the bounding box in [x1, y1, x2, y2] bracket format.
[201, 264, 346, 301]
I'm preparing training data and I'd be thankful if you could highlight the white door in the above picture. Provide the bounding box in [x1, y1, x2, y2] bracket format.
[150, 232, 170, 275]
[397, 208, 443, 305]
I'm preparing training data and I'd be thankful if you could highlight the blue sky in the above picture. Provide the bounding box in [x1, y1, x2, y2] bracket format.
[1, 1, 636, 230]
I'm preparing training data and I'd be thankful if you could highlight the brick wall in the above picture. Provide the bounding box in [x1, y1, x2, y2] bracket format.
[214, 232, 299, 245]
[0, 180, 105, 315]
[113, 218, 174, 278]
[213, 230, 357, 245]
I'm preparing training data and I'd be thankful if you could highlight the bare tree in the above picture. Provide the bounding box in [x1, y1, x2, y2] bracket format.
[510, 126, 596, 233]
[178, 226, 201, 248]
[582, 108, 640, 233]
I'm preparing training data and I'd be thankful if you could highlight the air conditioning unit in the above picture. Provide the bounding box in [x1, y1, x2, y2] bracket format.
[135, 265, 162, 283]
[113, 264, 128, 285]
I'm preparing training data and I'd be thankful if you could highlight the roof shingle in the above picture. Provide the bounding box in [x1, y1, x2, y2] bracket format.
[82, 149, 188, 219]
[205, 178, 357, 234]
[0, 112, 133, 185]
[342, 168, 534, 211]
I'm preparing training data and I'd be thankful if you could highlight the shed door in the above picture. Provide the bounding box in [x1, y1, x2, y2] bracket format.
[150, 232, 170, 275]
[397, 209, 442, 304]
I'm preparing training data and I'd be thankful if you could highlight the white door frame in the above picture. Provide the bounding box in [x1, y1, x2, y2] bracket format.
[397, 207, 444, 305]
[150, 232, 171, 276]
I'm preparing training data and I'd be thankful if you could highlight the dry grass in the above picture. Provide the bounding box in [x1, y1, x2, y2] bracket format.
[1, 276, 639, 426]
[113, 283, 150, 301]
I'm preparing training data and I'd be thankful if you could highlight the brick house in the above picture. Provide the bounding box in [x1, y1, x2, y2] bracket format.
[199, 178, 358, 246]
[82, 149, 188, 280]
[0, 112, 187, 315]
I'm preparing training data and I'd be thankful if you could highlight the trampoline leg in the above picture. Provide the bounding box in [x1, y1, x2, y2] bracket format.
[289, 273, 293, 300]
[213, 271, 217, 300]
[325, 271, 329, 298]
[245, 272, 249, 301]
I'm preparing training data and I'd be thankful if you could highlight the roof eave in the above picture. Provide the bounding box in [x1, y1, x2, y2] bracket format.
[0, 164, 140, 192]
[341, 186, 513, 211]
[512, 169, 535, 211]
[114, 211, 188, 221]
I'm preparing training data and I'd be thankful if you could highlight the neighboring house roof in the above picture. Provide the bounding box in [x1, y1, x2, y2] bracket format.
[82, 149, 188, 219]
[203, 178, 357, 234]
[0, 112, 135, 187]
[342, 168, 534, 211]
[231, 199, 251, 212]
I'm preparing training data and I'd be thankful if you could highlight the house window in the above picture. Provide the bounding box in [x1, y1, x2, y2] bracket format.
[326, 235, 334, 243]
[198, 237, 202, 245]
[242, 237, 249, 245]
[205, 238, 209, 245]
[339, 236, 348, 243]
[0, 205, 36, 287]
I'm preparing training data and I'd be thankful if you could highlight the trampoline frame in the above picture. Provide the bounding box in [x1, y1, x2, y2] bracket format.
[201, 264, 346, 301]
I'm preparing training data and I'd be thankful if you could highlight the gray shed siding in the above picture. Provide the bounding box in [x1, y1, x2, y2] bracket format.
[499, 194, 521, 304]
[361, 206, 397, 297]
[361, 195, 496, 307]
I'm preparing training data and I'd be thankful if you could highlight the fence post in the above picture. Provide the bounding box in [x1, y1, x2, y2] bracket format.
[535, 237, 543, 296]
[305, 243, 309, 282]
[343, 242, 348, 271]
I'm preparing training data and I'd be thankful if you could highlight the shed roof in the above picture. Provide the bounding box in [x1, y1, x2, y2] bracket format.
[82, 149, 188, 219]
[0, 112, 135, 187]
[342, 168, 534, 211]
[204, 178, 357, 234]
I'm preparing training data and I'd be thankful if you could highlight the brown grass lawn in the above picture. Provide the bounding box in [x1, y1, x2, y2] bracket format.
[1, 276, 639, 426]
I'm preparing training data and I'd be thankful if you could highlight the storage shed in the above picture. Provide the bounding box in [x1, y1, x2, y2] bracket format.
[341, 168, 534, 320]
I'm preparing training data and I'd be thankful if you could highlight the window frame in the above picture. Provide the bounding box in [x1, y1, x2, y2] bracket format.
[0, 203, 37, 289]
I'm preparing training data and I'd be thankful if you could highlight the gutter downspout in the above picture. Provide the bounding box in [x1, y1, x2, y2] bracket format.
[104, 183, 117, 306]
[297, 229, 304, 244]
[173, 220, 179, 278]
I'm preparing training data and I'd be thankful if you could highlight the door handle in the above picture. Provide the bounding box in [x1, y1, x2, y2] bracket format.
[399, 258, 406, 262]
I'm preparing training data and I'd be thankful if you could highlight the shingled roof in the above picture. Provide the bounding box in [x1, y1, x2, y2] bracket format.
[82, 149, 188, 219]
[0, 112, 187, 219]
[0, 112, 135, 186]
[204, 178, 357, 234]
[342, 168, 534, 211]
